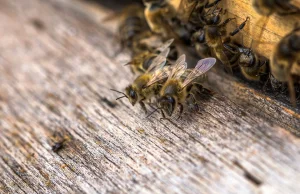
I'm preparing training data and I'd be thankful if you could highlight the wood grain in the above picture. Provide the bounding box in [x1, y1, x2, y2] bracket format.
[223, 0, 300, 59]
[0, 0, 300, 194]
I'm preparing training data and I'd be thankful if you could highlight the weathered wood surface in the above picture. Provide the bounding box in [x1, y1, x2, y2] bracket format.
[0, 0, 300, 194]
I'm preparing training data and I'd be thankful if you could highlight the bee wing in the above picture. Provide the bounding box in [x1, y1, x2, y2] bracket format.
[146, 48, 170, 73]
[177, 0, 198, 23]
[155, 39, 174, 52]
[182, 58, 216, 88]
[146, 66, 170, 87]
[168, 54, 187, 80]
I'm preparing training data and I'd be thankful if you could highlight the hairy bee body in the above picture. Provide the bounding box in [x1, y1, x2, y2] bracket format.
[119, 5, 149, 50]
[239, 47, 268, 81]
[160, 79, 187, 103]
[270, 26, 300, 106]
[126, 39, 175, 75]
[128, 51, 157, 74]
[126, 73, 161, 105]
[191, 30, 211, 58]
[158, 57, 216, 117]
[143, 0, 176, 37]
[271, 27, 300, 82]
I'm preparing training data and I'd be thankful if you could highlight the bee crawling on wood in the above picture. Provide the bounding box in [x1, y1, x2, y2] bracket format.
[270, 24, 300, 106]
[192, 12, 250, 74]
[237, 43, 269, 81]
[147, 56, 216, 118]
[111, 48, 170, 113]
[222, 39, 269, 81]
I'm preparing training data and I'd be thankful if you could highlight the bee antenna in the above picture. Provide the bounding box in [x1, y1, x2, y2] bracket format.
[110, 89, 127, 96]
[146, 108, 160, 118]
[124, 62, 133, 66]
[116, 96, 128, 100]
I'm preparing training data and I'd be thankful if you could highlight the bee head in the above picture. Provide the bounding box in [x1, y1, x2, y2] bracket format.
[125, 85, 139, 106]
[289, 34, 300, 51]
[159, 95, 176, 117]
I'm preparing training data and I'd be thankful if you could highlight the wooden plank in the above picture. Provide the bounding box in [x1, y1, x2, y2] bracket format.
[0, 0, 299, 194]
[223, 0, 300, 59]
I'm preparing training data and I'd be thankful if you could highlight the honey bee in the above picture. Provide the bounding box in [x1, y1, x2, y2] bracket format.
[191, 29, 211, 58]
[238, 44, 268, 81]
[202, 16, 250, 73]
[179, 0, 222, 25]
[157, 57, 216, 117]
[118, 5, 149, 51]
[270, 25, 300, 106]
[125, 39, 174, 74]
[112, 49, 170, 113]
[222, 40, 268, 81]
[143, 0, 177, 37]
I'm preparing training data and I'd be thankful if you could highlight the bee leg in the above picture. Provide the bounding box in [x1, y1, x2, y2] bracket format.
[229, 17, 250, 37]
[214, 47, 233, 74]
[262, 75, 271, 93]
[287, 75, 297, 107]
[220, 18, 236, 28]
[159, 110, 171, 122]
[177, 103, 184, 120]
[139, 101, 148, 114]
[186, 93, 200, 112]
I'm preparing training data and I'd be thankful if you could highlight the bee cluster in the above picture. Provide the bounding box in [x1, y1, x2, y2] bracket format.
[113, 0, 300, 118]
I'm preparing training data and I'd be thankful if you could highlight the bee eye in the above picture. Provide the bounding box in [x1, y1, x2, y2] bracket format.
[130, 90, 137, 99]
[167, 96, 174, 103]
[198, 32, 205, 43]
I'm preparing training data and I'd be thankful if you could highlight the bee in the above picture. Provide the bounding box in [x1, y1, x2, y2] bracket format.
[191, 29, 211, 58]
[179, 0, 222, 25]
[237, 44, 268, 81]
[201, 15, 250, 73]
[157, 57, 216, 118]
[222, 39, 268, 81]
[111, 49, 170, 113]
[125, 39, 174, 74]
[143, 0, 177, 37]
[118, 5, 149, 51]
[270, 25, 300, 106]
[190, 6, 225, 58]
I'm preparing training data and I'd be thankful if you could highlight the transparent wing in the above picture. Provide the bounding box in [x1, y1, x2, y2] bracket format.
[155, 39, 174, 52]
[182, 57, 216, 88]
[146, 66, 171, 87]
[177, 0, 198, 23]
[168, 54, 187, 80]
[146, 48, 170, 73]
